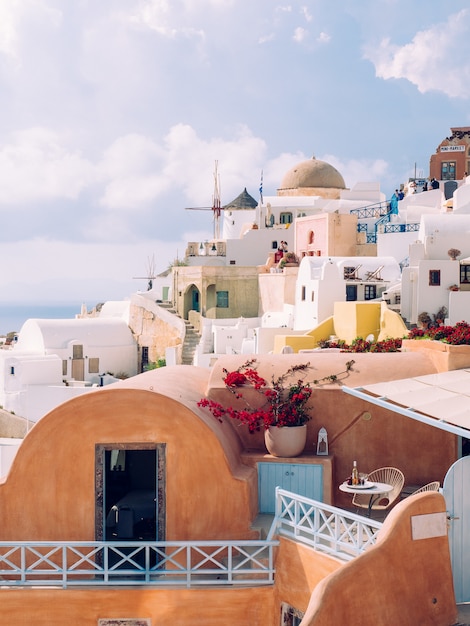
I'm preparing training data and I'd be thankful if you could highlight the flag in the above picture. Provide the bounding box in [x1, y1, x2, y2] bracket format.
[259, 170, 263, 204]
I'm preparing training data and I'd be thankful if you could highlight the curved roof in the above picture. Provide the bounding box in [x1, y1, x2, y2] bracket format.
[224, 188, 258, 210]
[15, 317, 135, 352]
[280, 157, 345, 190]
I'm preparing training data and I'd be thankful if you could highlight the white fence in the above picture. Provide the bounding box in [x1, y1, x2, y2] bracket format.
[0, 491, 382, 588]
[0, 540, 277, 588]
[268, 488, 383, 561]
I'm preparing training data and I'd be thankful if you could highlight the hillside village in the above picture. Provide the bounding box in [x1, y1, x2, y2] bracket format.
[1, 128, 470, 624]
[2, 128, 470, 423]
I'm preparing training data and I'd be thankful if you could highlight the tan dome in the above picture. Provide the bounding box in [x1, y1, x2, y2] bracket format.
[280, 156, 346, 190]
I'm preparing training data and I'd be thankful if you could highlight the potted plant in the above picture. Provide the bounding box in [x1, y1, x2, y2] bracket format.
[448, 248, 461, 261]
[278, 251, 299, 268]
[417, 312, 432, 329]
[198, 358, 355, 457]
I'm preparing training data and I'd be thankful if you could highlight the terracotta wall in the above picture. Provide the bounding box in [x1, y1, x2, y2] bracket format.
[206, 353, 457, 507]
[0, 372, 258, 542]
[0, 586, 275, 626]
[300, 492, 457, 625]
[401, 339, 470, 372]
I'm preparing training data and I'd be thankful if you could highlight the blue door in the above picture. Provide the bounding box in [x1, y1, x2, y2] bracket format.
[192, 289, 200, 312]
[258, 462, 323, 513]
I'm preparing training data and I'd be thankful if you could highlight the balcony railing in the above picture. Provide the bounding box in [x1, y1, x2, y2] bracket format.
[350, 201, 390, 219]
[268, 488, 382, 561]
[0, 491, 383, 588]
[0, 539, 276, 588]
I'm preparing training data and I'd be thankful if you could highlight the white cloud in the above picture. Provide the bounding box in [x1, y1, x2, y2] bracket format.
[317, 31, 330, 44]
[293, 27, 308, 43]
[364, 9, 470, 98]
[0, 0, 61, 61]
[300, 6, 313, 22]
[0, 127, 94, 205]
[276, 5, 293, 14]
[259, 32, 275, 44]
[323, 155, 390, 190]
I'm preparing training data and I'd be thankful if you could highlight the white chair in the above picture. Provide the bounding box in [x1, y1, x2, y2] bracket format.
[352, 467, 404, 512]
[410, 481, 440, 496]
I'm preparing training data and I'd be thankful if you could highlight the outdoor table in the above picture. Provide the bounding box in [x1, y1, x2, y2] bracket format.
[339, 481, 393, 517]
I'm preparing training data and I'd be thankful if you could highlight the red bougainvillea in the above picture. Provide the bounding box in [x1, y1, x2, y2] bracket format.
[198, 358, 355, 433]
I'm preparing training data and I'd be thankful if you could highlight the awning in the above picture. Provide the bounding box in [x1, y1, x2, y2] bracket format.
[342, 369, 470, 439]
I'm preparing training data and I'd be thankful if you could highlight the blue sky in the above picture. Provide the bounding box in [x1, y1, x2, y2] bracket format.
[0, 0, 470, 304]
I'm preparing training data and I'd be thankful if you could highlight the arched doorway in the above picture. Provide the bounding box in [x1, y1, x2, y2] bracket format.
[184, 284, 201, 319]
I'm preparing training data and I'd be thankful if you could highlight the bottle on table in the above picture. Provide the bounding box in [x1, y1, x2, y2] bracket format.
[351, 460, 359, 486]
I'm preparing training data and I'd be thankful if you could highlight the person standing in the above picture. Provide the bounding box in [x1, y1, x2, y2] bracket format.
[390, 189, 399, 214]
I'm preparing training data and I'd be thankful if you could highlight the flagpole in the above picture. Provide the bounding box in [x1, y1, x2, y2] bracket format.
[258, 169, 264, 228]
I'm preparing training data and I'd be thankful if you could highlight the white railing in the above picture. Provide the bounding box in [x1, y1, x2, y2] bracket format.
[0, 493, 382, 588]
[267, 488, 382, 561]
[0, 540, 277, 588]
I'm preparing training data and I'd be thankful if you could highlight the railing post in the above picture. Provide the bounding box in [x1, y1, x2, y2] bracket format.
[62, 544, 67, 589]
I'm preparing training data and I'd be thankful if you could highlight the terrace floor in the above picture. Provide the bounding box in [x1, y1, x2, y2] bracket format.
[456, 603, 470, 625]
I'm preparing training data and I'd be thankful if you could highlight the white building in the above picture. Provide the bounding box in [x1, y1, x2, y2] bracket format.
[401, 213, 470, 325]
[294, 256, 401, 331]
[0, 317, 137, 422]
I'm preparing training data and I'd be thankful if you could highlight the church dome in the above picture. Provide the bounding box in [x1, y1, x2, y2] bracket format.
[279, 156, 346, 191]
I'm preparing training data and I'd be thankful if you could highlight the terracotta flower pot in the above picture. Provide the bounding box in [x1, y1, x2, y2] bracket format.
[264, 424, 307, 457]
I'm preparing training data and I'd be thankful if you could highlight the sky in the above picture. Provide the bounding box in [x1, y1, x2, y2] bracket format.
[1, 0, 470, 305]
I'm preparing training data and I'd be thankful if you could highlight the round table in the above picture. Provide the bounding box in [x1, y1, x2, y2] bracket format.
[339, 481, 393, 516]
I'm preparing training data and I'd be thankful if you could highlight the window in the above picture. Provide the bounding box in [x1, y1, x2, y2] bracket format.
[88, 358, 99, 374]
[9, 366, 14, 375]
[280, 603, 304, 625]
[272, 241, 278, 250]
[364, 284, 377, 300]
[441, 161, 456, 180]
[279, 212, 293, 224]
[429, 270, 441, 286]
[73, 344, 83, 359]
[62, 360, 67, 376]
[308, 231, 314, 245]
[461, 265, 470, 283]
[216, 291, 229, 308]
[311, 291, 315, 302]
[346, 285, 357, 301]
[344, 266, 355, 279]
[301, 286, 306, 301]
[141, 347, 149, 366]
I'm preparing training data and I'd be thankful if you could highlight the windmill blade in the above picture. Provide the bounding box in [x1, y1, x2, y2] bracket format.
[184, 160, 223, 239]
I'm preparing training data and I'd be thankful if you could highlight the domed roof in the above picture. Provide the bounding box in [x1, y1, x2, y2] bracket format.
[280, 156, 345, 190]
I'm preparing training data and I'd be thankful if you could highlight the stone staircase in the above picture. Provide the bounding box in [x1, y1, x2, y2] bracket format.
[158, 302, 200, 365]
[181, 320, 200, 365]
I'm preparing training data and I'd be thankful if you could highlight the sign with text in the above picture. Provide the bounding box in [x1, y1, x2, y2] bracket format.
[441, 145, 465, 152]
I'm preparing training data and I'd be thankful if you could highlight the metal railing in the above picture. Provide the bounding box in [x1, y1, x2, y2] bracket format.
[350, 201, 390, 219]
[267, 488, 382, 561]
[384, 223, 419, 234]
[0, 539, 277, 588]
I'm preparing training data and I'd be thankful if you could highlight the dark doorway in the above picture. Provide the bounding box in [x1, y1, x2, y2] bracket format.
[95, 443, 166, 543]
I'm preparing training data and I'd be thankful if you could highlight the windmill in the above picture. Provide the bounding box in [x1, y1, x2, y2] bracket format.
[185, 160, 222, 240]
[133, 255, 158, 291]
